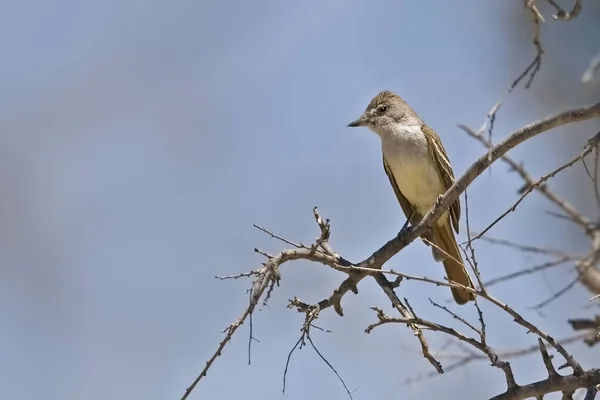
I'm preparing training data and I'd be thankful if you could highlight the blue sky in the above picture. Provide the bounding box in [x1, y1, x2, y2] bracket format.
[0, 1, 599, 400]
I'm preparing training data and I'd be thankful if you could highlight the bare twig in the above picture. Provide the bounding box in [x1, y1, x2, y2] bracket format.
[581, 136, 600, 213]
[546, 0, 583, 20]
[472, 234, 581, 260]
[568, 316, 600, 347]
[307, 335, 354, 399]
[569, 316, 600, 331]
[538, 338, 560, 378]
[523, 0, 544, 88]
[253, 224, 303, 248]
[582, 53, 600, 85]
[429, 298, 482, 336]
[459, 125, 592, 231]
[282, 300, 354, 399]
[584, 385, 599, 400]
[464, 189, 486, 293]
[403, 334, 587, 386]
[474, 140, 597, 240]
[366, 309, 518, 391]
[484, 257, 571, 288]
[490, 369, 600, 400]
[530, 274, 581, 310]
[216, 270, 260, 280]
[474, 0, 545, 150]
[490, 336, 596, 399]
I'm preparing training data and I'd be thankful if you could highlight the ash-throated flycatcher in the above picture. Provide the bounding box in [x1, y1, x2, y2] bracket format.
[348, 90, 475, 305]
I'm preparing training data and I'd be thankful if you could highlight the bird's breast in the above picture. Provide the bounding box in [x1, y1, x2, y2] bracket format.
[381, 131, 446, 216]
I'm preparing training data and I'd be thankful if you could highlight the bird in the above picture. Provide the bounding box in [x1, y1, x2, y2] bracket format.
[347, 90, 475, 304]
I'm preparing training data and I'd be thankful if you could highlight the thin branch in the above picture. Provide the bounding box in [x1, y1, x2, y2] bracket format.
[403, 334, 587, 386]
[523, 0, 544, 88]
[459, 125, 592, 231]
[582, 53, 600, 85]
[584, 385, 598, 400]
[253, 224, 303, 248]
[474, 141, 596, 240]
[484, 295, 585, 376]
[307, 335, 354, 399]
[529, 274, 580, 310]
[538, 338, 560, 378]
[581, 145, 600, 213]
[474, 0, 545, 148]
[216, 270, 261, 280]
[429, 298, 482, 336]
[284, 303, 354, 400]
[464, 189, 486, 293]
[282, 336, 301, 394]
[546, 0, 583, 20]
[366, 310, 518, 391]
[473, 235, 581, 260]
[484, 257, 571, 288]
[490, 369, 600, 400]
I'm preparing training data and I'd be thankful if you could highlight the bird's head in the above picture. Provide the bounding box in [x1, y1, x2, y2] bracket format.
[347, 90, 419, 134]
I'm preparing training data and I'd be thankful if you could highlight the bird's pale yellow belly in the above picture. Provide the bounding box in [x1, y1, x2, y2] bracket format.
[383, 143, 449, 223]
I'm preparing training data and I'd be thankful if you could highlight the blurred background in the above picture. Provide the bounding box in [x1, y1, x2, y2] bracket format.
[0, 1, 599, 399]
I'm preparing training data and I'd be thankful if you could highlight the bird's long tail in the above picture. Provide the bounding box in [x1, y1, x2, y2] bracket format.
[431, 221, 475, 305]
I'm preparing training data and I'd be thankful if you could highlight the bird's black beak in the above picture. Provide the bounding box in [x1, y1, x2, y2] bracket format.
[347, 117, 366, 127]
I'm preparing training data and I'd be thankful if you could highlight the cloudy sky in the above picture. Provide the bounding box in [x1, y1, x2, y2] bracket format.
[0, 1, 599, 399]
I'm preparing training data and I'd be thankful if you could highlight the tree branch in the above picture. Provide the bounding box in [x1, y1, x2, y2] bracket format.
[184, 102, 600, 400]
[490, 369, 600, 400]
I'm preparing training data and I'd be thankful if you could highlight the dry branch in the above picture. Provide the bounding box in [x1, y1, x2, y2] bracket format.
[182, 103, 600, 400]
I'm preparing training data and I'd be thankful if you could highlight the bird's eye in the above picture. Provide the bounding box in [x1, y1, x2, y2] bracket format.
[377, 105, 388, 114]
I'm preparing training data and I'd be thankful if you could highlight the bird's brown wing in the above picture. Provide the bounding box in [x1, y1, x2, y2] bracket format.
[421, 125, 461, 234]
[383, 156, 420, 226]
